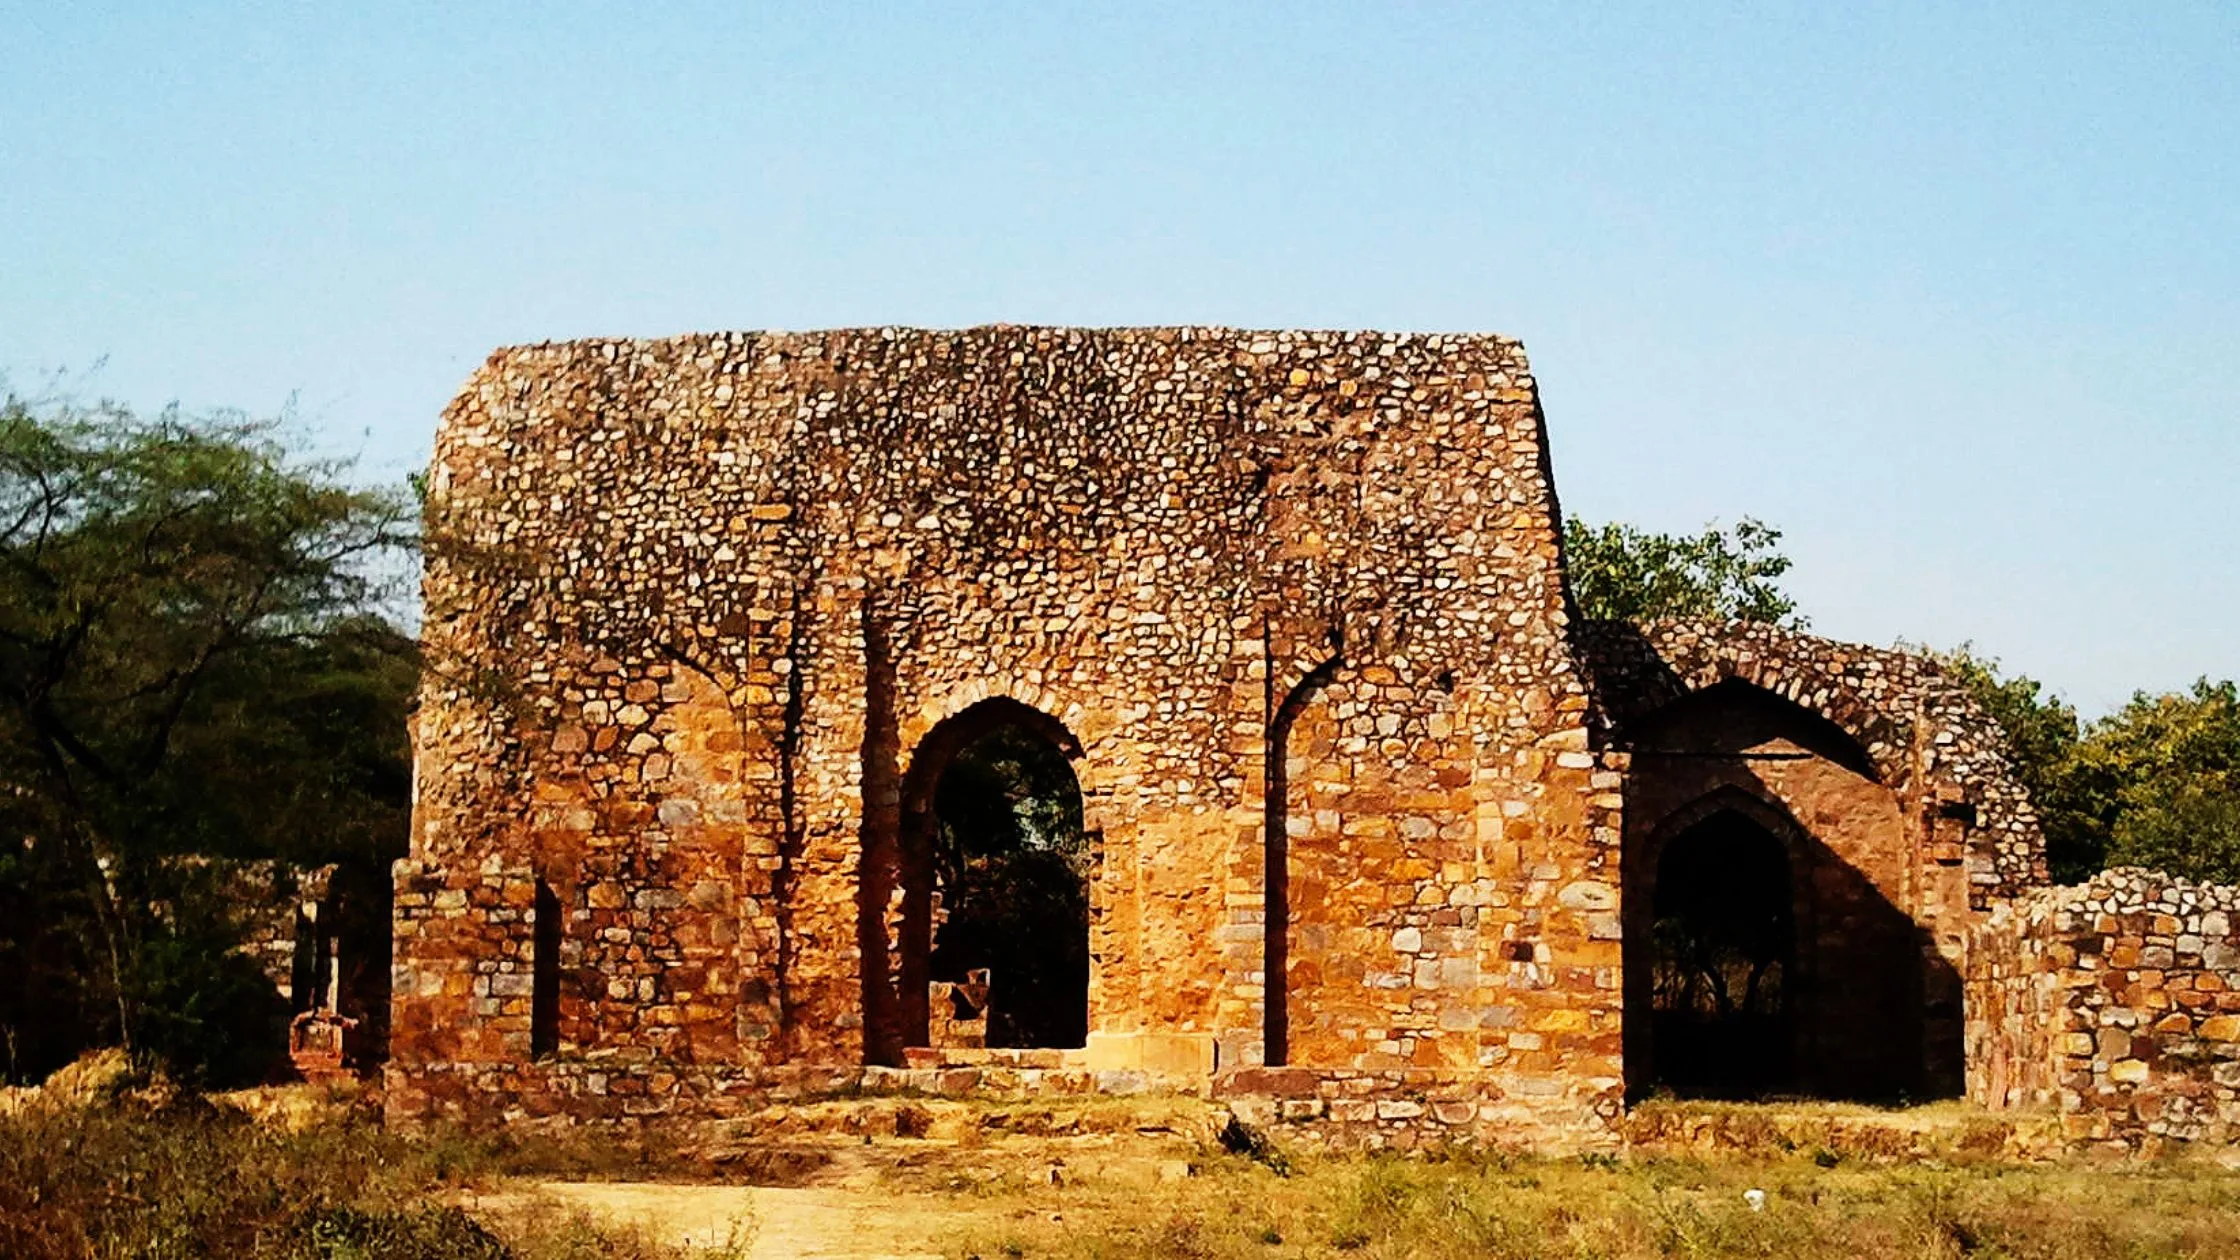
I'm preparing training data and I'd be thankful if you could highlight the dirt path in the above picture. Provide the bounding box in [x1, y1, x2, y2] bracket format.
[471, 1144, 991, 1258]
[523, 1179, 961, 1258]
[464, 1106, 1209, 1257]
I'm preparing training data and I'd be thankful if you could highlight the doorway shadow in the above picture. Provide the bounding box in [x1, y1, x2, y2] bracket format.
[1584, 624, 1963, 1104]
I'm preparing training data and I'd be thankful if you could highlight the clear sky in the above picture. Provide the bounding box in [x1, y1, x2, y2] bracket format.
[4, 3, 2233, 713]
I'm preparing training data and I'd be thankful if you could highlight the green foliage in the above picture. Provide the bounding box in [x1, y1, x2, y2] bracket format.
[1564, 516, 1802, 627]
[1935, 648, 2240, 885]
[0, 392, 417, 1084]
[2092, 680, 2240, 883]
[124, 902, 295, 1088]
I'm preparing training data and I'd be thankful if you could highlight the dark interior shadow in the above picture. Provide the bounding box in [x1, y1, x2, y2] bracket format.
[1263, 654, 1342, 1068]
[283, 859, 393, 1075]
[1647, 807, 1796, 1097]
[855, 610, 905, 1065]
[329, 859, 393, 1068]
[1625, 773, 1956, 1104]
[893, 698, 1088, 1051]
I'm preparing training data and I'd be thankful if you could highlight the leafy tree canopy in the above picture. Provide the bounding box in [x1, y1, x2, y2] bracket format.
[2092, 680, 2240, 883]
[0, 392, 417, 1083]
[1565, 516, 1803, 627]
[1933, 648, 2240, 886]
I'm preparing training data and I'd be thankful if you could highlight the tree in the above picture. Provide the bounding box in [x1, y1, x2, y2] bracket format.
[1564, 516, 1802, 626]
[1935, 648, 2240, 886]
[0, 393, 416, 1084]
[2091, 680, 2240, 883]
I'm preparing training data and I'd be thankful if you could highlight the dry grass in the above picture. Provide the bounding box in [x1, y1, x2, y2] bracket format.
[0, 1071, 746, 1260]
[10, 1067, 2239, 1260]
[941, 1144, 2240, 1260]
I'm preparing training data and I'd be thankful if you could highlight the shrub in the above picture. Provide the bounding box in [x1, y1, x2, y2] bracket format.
[0, 1084, 686, 1260]
[274, 1205, 510, 1260]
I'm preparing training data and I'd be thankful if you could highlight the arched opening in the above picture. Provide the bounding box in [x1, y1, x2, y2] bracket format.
[1619, 673, 1953, 1102]
[1264, 654, 1341, 1067]
[898, 700, 1090, 1051]
[531, 878, 561, 1060]
[1645, 809, 1795, 1098]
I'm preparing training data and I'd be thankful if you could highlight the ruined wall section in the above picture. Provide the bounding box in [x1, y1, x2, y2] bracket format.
[399, 339, 811, 1090]
[1575, 620, 2046, 907]
[1243, 339, 1619, 1106]
[1576, 620, 2047, 1101]
[1970, 870, 2240, 1151]
[773, 327, 1288, 1065]
[397, 327, 1612, 1135]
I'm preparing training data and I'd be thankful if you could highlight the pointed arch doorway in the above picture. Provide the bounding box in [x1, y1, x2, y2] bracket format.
[895, 699, 1091, 1051]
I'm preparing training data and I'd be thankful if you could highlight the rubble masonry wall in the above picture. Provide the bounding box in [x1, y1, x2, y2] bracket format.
[392, 326, 1624, 1147]
[1969, 869, 2240, 1151]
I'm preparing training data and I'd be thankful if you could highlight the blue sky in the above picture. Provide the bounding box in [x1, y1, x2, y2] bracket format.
[3, 3, 2233, 713]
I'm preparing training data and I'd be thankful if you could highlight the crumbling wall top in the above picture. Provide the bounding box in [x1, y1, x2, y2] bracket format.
[1574, 618, 2047, 901]
[423, 323, 1569, 691]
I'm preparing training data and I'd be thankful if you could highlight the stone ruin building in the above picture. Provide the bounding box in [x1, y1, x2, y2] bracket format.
[389, 326, 2240, 1151]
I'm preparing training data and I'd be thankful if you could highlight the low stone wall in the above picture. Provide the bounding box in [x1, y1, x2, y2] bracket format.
[1623, 1101, 2068, 1163]
[385, 1058, 1192, 1127]
[389, 1056, 1620, 1151]
[1968, 868, 2240, 1151]
[1214, 1066, 1622, 1153]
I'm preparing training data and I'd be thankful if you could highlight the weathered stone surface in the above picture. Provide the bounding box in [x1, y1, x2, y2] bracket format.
[1968, 869, 2240, 1152]
[393, 325, 1628, 1148]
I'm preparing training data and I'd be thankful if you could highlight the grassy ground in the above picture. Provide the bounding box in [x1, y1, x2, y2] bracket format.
[938, 1147, 2240, 1260]
[936, 1144, 2240, 1260]
[7, 1067, 2240, 1260]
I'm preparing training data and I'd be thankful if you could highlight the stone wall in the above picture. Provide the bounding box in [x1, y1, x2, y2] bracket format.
[1969, 869, 2240, 1150]
[1217, 1064, 1622, 1153]
[227, 860, 323, 1005]
[396, 326, 1623, 1145]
